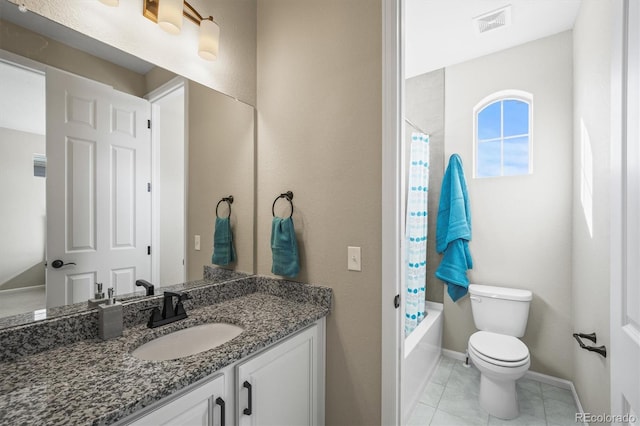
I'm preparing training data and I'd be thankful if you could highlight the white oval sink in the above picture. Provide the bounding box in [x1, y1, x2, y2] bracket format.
[132, 323, 244, 361]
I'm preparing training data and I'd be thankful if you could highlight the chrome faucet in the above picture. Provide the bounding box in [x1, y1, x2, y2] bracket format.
[146, 291, 192, 328]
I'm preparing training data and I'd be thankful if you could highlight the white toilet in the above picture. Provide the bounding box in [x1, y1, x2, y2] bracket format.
[467, 284, 533, 420]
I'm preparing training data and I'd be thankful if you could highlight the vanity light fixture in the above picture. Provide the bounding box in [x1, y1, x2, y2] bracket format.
[97, 0, 219, 60]
[142, 0, 220, 60]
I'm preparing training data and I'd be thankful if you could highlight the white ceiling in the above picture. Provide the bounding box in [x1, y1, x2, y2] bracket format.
[405, 0, 582, 78]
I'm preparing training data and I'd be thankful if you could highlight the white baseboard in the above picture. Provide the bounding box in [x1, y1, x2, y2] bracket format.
[442, 348, 466, 362]
[523, 369, 572, 390]
[0, 284, 45, 294]
[441, 349, 585, 424]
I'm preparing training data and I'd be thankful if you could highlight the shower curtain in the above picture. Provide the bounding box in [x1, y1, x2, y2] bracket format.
[405, 132, 429, 336]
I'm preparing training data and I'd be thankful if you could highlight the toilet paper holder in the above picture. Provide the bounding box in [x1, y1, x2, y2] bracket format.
[572, 332, 607, 358]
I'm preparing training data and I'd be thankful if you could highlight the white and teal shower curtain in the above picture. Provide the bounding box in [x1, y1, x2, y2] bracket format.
[405, 132, 429, 336]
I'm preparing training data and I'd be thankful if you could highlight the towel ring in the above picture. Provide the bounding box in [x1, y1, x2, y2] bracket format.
[215, 195, 234, 219]
[272, 191, 294, 218]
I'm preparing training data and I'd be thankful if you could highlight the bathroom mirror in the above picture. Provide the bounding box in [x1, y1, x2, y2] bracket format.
[0, 0, 256, 325]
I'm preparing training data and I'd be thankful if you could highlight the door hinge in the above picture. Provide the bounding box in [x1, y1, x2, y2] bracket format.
[147, 182, 151, 192]
[394, 294, 400, 309]
[147, 246, 151, 255]
[147, 119, 151, 129]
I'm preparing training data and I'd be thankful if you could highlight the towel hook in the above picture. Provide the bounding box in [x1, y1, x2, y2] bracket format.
[272, 191, 294, 218]
[572, 332, 607, 358]
[215, 195, 234, 219]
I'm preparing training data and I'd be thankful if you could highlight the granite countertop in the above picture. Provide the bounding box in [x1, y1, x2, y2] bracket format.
[0, 278, 332, 425]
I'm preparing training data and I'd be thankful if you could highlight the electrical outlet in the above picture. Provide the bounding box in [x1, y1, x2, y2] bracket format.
[194, 235, 201, 251]
[348, 246, 361, 271]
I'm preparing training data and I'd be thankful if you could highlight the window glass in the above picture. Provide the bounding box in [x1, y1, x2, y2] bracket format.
[477, 140, 501, 177]
[477, 101, 501, 140]
[503, 136, 529, 175]
[474, 93, 531, 178]
[503, 100, 529, 137]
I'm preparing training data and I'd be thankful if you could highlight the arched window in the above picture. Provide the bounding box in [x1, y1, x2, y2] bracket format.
[473, 90, 533, 178]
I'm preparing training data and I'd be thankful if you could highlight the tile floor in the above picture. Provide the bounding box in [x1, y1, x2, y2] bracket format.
[407, 356, 581, 426]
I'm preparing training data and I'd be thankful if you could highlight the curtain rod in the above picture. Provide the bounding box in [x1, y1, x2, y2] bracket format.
[404, 117, 429, 136]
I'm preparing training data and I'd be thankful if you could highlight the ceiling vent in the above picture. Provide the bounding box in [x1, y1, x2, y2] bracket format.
[474, 5, 512, 34]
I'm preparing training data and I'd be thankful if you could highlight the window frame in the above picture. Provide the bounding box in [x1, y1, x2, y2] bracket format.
[472, 90, 534, 178]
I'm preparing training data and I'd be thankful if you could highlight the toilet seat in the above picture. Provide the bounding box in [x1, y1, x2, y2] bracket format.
[469, 331, 529, 368]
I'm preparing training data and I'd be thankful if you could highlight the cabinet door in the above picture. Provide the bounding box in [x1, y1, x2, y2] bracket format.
[129, 374, 227, 426]
[237, 324, 319, 426]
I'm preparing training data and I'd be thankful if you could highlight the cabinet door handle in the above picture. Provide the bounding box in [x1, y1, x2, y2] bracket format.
[215, 397, 225, 426]
[243, 381, 252, 415]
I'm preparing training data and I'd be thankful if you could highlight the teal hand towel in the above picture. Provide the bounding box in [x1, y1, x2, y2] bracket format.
[271, 217, 300, 277]
[435, 239, 473, 301]
[436, 154, 473, 301]
[212, 217, 236, 266]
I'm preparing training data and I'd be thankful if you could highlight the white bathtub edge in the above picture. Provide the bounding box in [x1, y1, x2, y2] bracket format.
[402, 302, 443, 424]
[404, 302, 443, 357]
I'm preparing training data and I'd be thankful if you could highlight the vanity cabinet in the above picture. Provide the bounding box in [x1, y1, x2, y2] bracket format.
[236, 323, 323, 426]
[127, 374, 227, 426]
[119, 319, 324, 426]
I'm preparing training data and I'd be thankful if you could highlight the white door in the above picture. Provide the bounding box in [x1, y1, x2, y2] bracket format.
[611, 0, 640, 423]
[45, 68, 151, 307]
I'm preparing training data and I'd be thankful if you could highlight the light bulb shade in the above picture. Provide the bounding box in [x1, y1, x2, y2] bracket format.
[98, 0, 119, 6]
[198, 19, 220, 60]
[158, 0, 183, 34]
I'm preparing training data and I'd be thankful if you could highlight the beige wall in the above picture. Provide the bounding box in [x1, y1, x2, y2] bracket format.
[571, 0, 612, 417]
[187, 81, 255, 280]
[145, 67, 179, 95]
[256, 0, 382, 424]
[0, 19, 146, 96]
[443, 32, 574, 379]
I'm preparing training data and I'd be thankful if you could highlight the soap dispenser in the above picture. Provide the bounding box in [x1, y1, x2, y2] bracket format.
[88, 282, 109, 307]
[98, 287, 123, 340]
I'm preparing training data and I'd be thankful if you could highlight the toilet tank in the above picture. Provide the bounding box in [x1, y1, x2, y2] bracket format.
[469, 284, 533, 337]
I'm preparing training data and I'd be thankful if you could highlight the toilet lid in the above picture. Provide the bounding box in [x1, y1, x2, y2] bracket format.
[469, 331, 529, 363]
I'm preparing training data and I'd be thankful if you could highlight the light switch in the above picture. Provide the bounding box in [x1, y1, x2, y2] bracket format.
[348, 246, 361, 271]
[194, 235, 201, 251]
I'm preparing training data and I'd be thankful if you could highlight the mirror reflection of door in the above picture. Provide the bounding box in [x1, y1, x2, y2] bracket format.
[46, 67, 152, 308]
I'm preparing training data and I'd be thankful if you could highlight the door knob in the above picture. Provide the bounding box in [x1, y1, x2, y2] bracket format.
[50, 259, 76, 269]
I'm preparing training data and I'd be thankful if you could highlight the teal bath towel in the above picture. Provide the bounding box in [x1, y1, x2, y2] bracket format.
[435, 154, 473, 302]
[271, 217, 300, 277]
[212, 217, 236, 266]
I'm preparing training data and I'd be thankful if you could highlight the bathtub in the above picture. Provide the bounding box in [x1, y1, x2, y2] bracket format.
[402, 301, 443, 423]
